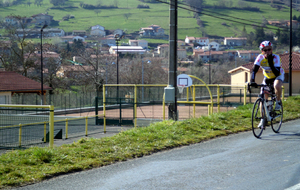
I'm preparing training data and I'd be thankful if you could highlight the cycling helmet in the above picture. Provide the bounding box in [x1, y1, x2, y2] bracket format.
[259, 41, 272, 50]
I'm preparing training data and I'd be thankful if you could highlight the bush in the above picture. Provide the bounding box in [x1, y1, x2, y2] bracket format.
[137, 4, 150, 9]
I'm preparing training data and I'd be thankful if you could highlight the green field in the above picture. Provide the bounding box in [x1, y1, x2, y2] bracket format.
[0, 0, 299, 40]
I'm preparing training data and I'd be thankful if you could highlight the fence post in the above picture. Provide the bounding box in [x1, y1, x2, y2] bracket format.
[19, 124, 22, 147]
[65, 118, 68, 139]
[163, 93, 166, 120]
[103, 85, 106, 133]
[49, 105, 54, 148]
[134, 85, 137, 128]
[44, 122, 47, 143]
[208, 105, 210, 116]
[193, 85, 196, 117]
[244, 85, 247, 105]
[217, 85, 220, 113]
[85, 116, 88, 136]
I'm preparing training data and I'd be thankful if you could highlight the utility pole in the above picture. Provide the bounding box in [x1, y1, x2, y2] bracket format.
[168, 0, 178, 120]
[289, 0, 292, 96]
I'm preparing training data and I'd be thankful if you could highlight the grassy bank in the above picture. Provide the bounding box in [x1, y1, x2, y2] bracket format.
[1, 96, 300, 188]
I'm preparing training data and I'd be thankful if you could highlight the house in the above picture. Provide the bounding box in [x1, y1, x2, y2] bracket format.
[61, 36, 85, 43]
[228, 52, 300, 94]
[157, 44, 169, 57]
[56, 65, 105, 78]
[236, 50, 260, 62]
[44, 28, 65, 37]
[101, 36, 116, 46]
[109, 46, 146, 55]
[72, 30, 86, 37]
[268, 20, 284, 27]
[268, 20, 300, 28]
[129, 40, 148, 49]
[185, 36, 209, 46]
[197, 51, 226, 62]
[90, 25, 106, 36]
[149, 25, 164, 36]
[177, 40, 193, 52]
[224, 37, 247, 46]
[139, 25, 164, 37]
[113, 29, 123, 37]
[227, 50, 239, 61]
[287, 20, 300, 28]
[157, 44, 187, 58]
[15, 28, 65, 38]
[5, 16, 19, 25]
[203, 42, 220, 51]
[31, 13, 53, 26]
[0, 41, 11, 57]
[91, 25, 105, 31]
[5, 16, 32, 27]
[0, 71, 52, 104]
[177, 49, 187, 60]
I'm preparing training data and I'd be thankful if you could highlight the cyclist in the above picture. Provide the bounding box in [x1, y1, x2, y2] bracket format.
[250, 40, 284, 128]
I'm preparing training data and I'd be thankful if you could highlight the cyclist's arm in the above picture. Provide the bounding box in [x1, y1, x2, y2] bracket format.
[267, 55, 280, 77]
[251, 64, 260, 82]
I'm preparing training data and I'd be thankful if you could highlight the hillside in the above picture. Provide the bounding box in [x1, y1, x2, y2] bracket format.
[0, 0, 299, 41]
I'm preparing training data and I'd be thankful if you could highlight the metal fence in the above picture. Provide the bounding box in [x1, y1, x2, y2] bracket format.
[11, 91, 98, 111]
[96, 84, 259, 127]
[0, 105, 52, 149]
[0, 104, 105, 149]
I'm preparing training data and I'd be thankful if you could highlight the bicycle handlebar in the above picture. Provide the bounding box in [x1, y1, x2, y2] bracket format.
[247, 83, 274, 94]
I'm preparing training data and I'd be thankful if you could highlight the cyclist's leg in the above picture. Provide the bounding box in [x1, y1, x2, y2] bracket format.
[274, 78, 283, 102]
[259, 78, 268, 126]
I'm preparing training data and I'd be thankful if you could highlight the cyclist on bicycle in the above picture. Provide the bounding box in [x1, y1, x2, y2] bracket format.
[250, 41, 284, 127]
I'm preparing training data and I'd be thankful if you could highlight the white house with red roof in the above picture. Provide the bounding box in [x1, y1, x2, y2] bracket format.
[185, 36, 209, 46]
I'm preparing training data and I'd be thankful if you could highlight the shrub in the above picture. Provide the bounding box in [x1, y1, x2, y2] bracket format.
[137, 4, 150, 9]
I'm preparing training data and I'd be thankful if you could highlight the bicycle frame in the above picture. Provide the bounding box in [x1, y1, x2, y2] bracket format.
[248, 82, 283, 138]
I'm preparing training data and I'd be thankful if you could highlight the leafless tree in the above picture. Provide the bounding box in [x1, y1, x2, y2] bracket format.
[1, 15, 38, 77]
[70, 39, 117, 96]
[120, 56, 168, 84]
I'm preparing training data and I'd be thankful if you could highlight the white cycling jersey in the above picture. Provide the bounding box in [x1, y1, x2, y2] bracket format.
[254, 53, 284, 79]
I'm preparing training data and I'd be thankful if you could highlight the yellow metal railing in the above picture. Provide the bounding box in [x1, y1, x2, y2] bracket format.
[0, 104, 55, 148]
[0, 104, 104, 148]
[52, 115, 102, 139]
[103, 84, 252, 124]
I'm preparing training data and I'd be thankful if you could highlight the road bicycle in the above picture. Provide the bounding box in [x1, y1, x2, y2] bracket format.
[248, 83, 283, 138]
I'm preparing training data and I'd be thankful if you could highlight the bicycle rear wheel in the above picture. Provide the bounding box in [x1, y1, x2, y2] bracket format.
[271, 101, 283, 133]
[252, 98, 265, 138]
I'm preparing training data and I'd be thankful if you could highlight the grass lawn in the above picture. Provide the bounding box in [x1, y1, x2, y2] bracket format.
[1, 95, 300, 188]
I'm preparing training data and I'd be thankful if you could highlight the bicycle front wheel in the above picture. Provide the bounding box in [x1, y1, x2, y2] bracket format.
[271, 101, 283, 133]
[252, 98, 265, 138]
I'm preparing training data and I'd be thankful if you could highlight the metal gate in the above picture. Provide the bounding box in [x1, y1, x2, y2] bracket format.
[95, 96, 134, 126]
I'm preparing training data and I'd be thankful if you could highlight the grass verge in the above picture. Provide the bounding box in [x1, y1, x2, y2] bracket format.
[1, 96, 300, 188]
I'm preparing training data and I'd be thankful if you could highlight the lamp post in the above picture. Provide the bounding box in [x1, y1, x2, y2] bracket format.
[40, 24, 48, 105]
[142, 59, 151, 102]
[114, 34, 121, 125]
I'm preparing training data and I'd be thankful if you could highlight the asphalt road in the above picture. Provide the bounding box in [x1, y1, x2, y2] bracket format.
[14, 119, 300, 190]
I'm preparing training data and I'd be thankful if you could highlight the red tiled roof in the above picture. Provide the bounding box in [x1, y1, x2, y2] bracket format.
[240, 52, 300, 71]
[0, 71, 51, 93]
[279, 52, 300, 71]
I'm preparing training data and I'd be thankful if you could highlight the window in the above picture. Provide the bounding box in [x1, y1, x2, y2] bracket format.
[284, 73, 289, 83]
[245, 72, 248, 83]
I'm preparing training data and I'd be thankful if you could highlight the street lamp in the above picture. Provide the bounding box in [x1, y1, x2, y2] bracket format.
[40, 23, 48, 105]
[142, 59, 151, 102]
[114, 34, 121, 125]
